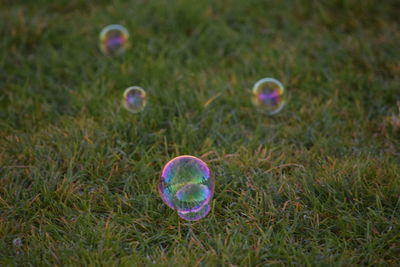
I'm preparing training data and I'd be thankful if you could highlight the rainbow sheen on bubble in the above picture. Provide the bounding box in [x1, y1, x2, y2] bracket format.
[252, 78, 286, 115]
[99, 24, 129, 56]
[178, 203, 211, 221]
[123, 86, 147, 113]
[159, 155, 214, 221]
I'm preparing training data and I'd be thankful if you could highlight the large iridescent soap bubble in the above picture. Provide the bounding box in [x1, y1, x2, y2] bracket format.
[99, 24, 130, 56]
[252, 78, 286, 115]
[123, 86, 147, 113]
[159, 155, 214, 221]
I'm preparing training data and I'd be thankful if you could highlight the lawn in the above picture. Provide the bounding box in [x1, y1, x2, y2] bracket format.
[1, 0, 400, 265]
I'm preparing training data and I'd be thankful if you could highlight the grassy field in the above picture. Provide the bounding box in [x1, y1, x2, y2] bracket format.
[1, 0, 400, 265]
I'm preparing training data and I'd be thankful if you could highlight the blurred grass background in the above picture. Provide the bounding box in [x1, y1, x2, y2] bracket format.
[1, 0, 399, 265]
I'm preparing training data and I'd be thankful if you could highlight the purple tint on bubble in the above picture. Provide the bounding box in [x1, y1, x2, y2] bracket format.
[258, 90, 281, 105]
[177, 203, 211, 221]
[126, 93, 139, 105]
[107, 36, 124, 47]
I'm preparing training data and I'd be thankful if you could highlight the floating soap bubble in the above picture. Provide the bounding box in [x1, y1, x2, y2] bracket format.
[252, 78, 286, 115]
[159, 155, 214, 221]
[123, 86, 147, 113]
[99, 24, 129, 56]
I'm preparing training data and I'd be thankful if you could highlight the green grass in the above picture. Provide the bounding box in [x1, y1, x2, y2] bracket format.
[1, 0, 400, 265]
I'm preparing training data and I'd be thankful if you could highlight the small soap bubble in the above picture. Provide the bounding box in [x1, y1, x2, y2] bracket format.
[99, 24, 129, 56]
[13, 237, 22, 248]
[252, 78, 286, 115]
[123, 86, 147, 113]
[159, 155, 214, 221]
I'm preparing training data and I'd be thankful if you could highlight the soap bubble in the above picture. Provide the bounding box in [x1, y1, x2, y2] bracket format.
[99, 24, 129, 56]
[252, 78, 286, 115]
[159, 155, 214, 221]
[123, 86, 147, 113]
